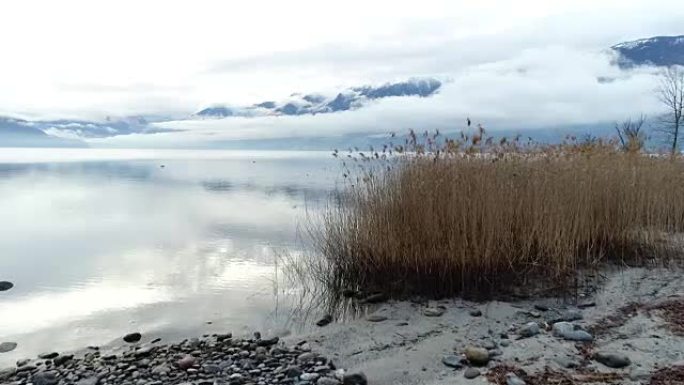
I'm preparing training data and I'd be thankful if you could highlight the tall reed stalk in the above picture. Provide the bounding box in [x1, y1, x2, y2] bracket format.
[309, 131, 684, 299]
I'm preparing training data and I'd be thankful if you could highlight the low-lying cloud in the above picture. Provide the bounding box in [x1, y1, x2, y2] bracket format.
[92, 46, 663, 147]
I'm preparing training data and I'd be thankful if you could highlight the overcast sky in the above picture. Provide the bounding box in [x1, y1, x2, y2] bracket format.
[1, 0, 683, 145]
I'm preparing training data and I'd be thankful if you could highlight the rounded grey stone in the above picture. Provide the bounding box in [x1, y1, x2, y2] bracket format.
[464, 368, 480, 379]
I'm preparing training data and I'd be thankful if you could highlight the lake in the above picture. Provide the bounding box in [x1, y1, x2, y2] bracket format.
[0, 148, 342, 366]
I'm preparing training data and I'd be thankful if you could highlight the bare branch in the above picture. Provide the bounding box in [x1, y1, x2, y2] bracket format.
[655, 65, 684, 156]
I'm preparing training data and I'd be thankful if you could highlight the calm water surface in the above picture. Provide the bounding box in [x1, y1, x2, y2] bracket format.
[0, 148, 341, 365]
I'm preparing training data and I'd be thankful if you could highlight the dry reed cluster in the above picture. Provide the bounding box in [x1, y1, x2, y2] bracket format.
[309, 130, 684, 299]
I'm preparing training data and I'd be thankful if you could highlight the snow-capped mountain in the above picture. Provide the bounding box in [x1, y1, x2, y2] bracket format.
[193, 78, 442, 119]
[0, 117, 85, 147]
[612, 35, 684, 68]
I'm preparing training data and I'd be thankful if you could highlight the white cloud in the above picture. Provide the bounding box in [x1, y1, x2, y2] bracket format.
[91, 46, 663, 147]
[0, 0, 682, 142]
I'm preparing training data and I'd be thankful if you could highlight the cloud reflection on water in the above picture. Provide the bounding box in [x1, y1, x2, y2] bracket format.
[0, 150, 337, 365]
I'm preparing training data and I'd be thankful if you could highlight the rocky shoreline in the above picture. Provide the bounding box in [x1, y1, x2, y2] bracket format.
[2, 267, 683, 385]
[0, 333, 367, 385]
[294, 267, 684, 385]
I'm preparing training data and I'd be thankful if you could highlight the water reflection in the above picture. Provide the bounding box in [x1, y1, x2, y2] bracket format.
[0, 149, 340, 366]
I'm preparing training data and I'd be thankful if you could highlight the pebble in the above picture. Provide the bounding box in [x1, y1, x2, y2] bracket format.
[442, 355, 463, 369]
[423, 307, 446, 317]
[76, 377, 99, 385]
[318, 377, 341, 385]
[301, 372, 321, 381]
[534, 304, 549, 311]
[559, 310, 583, 322]
[53, 354, 73, 366]
[482, 340, 497, 350]
[176, 354, 197, 370]
[316, 315, 333, 327]
[287, 366, 303, 378]
[469, 309, 483, 317]
[0, 368, 16, 381]
[366, 314, 388, 322]
[500, 340, 511, 347]
[464, 368, 480, 379]
[489, 348, 503, 357]
[342, 372, 368, 385]
[298, 352, 317, 363]
[552, 322, 593, 341]
[0, 281, 14, 291]
[593, 352, 631, 368]
[0, 342, 18, 353]
[123, 332, 142, 343]
[506, 372, 526, 385]
[38, 352, 59, 359]
[465, 346, 490, 366]
[518, 322, 540, 338]
[256, 336, 280, 346]
[32, 371, 58, 385]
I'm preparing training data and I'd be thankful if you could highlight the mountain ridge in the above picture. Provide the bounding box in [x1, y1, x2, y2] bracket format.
[193, 78, 442, 118]
[611, 35, 684, 68]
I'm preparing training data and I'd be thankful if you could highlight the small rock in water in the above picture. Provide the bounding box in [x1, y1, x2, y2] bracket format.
[0, 342, 17, 353]
[423, 307, 446, 317]
[442, 355, 463, 369]
[342, 372, 368, 385]
[470, 309, 483, 317]
[500, 340, 511, 347]
[0, 281, 14, 291]
[366, 314, 388, 322]
[464, 368, 480, 379]
[177, 354, 197, 370]
[465, 346, 490, 366]
[123, 332, 142, 343]
[316, 315, 333, 327]
[534, 304, 549, 312]
[593, 352, 631, 368]
[506, 372, 526, 385]
[38, 352, 59, 359]
[518, 322, 540, 338]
